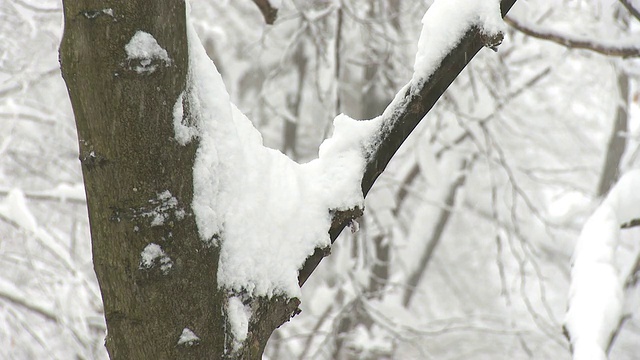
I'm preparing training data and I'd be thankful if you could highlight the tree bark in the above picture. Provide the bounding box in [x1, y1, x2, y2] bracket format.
[60, 2, 227, 358]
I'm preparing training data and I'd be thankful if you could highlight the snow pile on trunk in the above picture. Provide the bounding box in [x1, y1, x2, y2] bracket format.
[178, 12, 377, 299]
[565, 170, 640, 359]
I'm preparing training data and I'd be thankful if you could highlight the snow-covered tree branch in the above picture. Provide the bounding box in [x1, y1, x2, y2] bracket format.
[506, 15, 640, 57]
[565, 170, 640, 359]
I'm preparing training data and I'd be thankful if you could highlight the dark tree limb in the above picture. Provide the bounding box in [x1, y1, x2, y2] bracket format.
[597, 70, 629, 197]
[623, 253, 640, 289]
[251, 0, 278, 25]
[621, 218, 640, 229]
[619, 0, 640, 22]
[298, 0, 519, 286]
[505, 16, 640, 57]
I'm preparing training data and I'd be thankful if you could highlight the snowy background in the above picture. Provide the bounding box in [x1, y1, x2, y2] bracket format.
[1, 0, 640, 359]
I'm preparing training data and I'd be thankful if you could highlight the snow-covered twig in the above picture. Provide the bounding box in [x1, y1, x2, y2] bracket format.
[565, 170, 640, 359]
[506, 16, 640, 58]
[619, 0, 640, 22]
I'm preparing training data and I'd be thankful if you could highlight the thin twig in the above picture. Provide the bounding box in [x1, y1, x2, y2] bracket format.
[506, 16, 640, 57]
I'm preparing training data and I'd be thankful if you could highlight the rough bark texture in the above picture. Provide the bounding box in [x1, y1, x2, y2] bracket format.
[60, 1, 301, 359]
[59, 1, 227, 359]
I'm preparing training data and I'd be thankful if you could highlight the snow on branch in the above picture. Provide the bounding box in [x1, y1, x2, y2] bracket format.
[412, 0, 505, 88]
[182, 0, 513, 301]
[565, 170, 640, 360]
[299, 0, 517, 286]
[179, 5, 515, 351]
[0, 183, 86, 204]
[506, 16, 640, 58]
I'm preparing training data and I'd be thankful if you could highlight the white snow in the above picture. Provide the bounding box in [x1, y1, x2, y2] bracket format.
[565, 169, 640, 359]
[141, 190, 183, 227]
[0, 189, 75, 271]
[0, 188, 38, 232]
[412, 0, 505, 89]
[181, 0, 503, 301]
[39, 183, 86, 202]
[268, 0, 282, 9]
[184, 9, 377, 298]
[173, 92, 198, 145]
[227, 296, 250, 350]
[180, 0, 501, 302]
[139, 243, 173, 274]
[124, 31, 172, 74]
[177, 327, 200, 346]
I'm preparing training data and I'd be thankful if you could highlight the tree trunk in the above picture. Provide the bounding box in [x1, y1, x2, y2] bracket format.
[59, 2, 296, 359]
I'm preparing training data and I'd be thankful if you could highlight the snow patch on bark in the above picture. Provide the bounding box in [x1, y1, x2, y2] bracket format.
[139, 243, 173, 274]
[226, 296, 250, 351]
[177, 327, 200, 346]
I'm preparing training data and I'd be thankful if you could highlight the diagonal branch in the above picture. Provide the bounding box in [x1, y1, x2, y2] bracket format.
[619, 0, 640, 22]
[0, 278, 57, 322]
[621, 218, 640, 228]
[298, 0, 519, 286]
[402, 155, 477, 307]
[505, 16, 640, 57]
[251, 0, 279, 24]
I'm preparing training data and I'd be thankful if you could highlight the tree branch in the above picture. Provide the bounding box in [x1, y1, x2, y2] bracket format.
[597, 70, 629, 196]
[402, 155, 476, 307]
[619, 0, 640, 22]
[251, 0, 278, 25]
[621, 218, 640, 229]
[505, 16, 640, 57]
[606, 252, 640, 352]
[298, 0, 519, 286]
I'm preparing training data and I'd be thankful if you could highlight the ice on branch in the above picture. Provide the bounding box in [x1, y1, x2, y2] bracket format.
[565, 170, 640, 359]
[412, 0, 505, 89]
[124, 31, 172, 74]
[182, 9, 378, 299]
